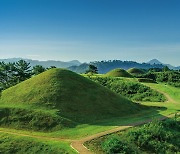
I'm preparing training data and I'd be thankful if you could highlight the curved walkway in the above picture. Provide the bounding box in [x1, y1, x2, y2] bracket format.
[71, 113, 178, 154]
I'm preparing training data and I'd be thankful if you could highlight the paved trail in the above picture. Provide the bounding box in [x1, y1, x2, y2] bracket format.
[0, 88, 179, 154]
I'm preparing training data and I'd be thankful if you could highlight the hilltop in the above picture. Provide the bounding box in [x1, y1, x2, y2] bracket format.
[127, 68, 145, 75]
[0, 69, 143, 130]
[105, 68, 132, 78]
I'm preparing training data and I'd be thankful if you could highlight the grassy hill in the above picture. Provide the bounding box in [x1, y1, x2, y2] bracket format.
[105, 68, 132, 78]
[0, 69, 143, 131]
[127, 68, 145, 75]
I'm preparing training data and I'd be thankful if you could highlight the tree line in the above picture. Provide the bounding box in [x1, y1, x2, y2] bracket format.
[0, 60, 53, 91]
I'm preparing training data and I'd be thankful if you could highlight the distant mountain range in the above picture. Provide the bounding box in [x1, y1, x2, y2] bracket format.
[147, 59, 180, 70]
[0, 58, 81, 68]
[69, 59, 180, 74]
[0, 58, 179, 73]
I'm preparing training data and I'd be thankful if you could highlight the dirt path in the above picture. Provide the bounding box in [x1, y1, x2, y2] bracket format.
[71, 113, 178, 154]
[145, 84, 178, 104]
[155, 89, 177, 104]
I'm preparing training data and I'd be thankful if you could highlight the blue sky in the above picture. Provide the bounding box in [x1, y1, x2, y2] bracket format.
[0, 0, 180, 66]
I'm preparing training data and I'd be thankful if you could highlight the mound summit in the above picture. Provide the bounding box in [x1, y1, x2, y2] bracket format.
[127, 68, 145, 75]
[0, 69, 143, 129]
[105, 68, 132, 77]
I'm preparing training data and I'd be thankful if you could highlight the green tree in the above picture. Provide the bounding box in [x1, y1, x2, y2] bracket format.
[86, 64, 98, 74]
[32, 65, 46, 75]
[15, 60, 32, 83]
[162, 66, 170, 72]
[0, 62, 17, 90]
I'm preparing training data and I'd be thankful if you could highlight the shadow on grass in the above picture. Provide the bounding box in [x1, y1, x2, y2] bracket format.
[0, 104, 170, 133]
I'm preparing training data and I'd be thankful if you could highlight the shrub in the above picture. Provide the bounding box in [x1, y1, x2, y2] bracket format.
[102, 135, 134, 154]
[90, 77, 166, 102]
[138, 78, 156, 83]
[128, 119, 180, 153]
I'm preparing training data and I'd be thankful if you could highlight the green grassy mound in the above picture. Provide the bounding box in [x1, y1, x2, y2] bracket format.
[105, 68, 132, 78]
[0, 133, 75, 154]
[127, 68, 145, 75]
[0, 69, 143, 130]
[85, 118, 180, 154]
[90, 77, 166, 102]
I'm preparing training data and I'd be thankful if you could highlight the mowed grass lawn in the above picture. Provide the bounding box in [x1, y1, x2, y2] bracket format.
[0, 83, 179, 140]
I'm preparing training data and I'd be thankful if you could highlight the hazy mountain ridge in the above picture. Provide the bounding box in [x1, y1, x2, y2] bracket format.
[1, 58, 179, 73]
[148, 59, 180, 70]
[68, 60, 177, 74]
[0, 58, 81, 68]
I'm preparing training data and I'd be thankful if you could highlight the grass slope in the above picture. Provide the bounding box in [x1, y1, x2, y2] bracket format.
[0, 132, 76, 154]
[0, 68, 143, 130]
[105, 68, 132, 78]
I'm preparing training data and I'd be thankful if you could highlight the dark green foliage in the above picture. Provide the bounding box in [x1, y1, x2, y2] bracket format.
[86, 64, 98, 74]
[98, 119, 180, 154]
[148, 67, 162, 72]
[0, 60, 32, 90]
[139, 71, 180, 87]
[163, 66, 170, 72]
[138, 78, 156, 83]
[127, 119, 180, 153]
[0, 62, 17, 90]
[15, 60, 31, 82]
[32, 65, 46, 75]
[90, 77, 166, 102]
[102, 136, 134, 154]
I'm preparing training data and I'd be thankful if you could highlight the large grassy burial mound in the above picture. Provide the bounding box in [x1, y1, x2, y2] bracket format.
[106, 68, 132, 78]
[0, 69, 143, 131]
[127, 68, 145, 76]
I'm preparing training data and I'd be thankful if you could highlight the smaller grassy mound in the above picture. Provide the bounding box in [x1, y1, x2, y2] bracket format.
[127, 68, 145, 76]
[0, 133, 75, 154]
[138, 78, 156, 83]
[85, 118, 180, 154]
[105, 68, 132, 78]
